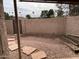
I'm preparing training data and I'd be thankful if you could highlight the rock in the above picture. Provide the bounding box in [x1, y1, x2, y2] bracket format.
[8, 37, 16, 41]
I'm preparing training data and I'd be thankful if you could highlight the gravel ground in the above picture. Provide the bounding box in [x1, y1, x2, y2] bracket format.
[8, 35, 79, 59]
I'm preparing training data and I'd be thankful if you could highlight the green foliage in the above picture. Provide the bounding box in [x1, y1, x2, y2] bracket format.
[57, 10, 64, 17]
[4, 12, 10, 20]
[69, 5, 79, 16]
[47, 9, 54, 18]
[56, 4, 64, 17]
[26, 14, 31, 19]
[40, 9, 54, 18]
[40, 10, 48, 18]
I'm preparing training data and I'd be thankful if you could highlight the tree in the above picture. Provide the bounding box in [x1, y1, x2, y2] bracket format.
[61, 4, 69, 16]
[4, 12, 10, 20]
[40, 10, 48, 18]
[26, 14, 31, 19]
[47, 9, 54, 18]
[56, 4, 69, 16]
[57, 10, 64, 16]
[40, 9, 55, 18]
[56, 4, 64, 17]
[69, 4, 79, 16]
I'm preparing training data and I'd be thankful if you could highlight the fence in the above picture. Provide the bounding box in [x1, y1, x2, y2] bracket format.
[5, 17, 66, 35]
[21, 18, 66, 35]
[5, 16, 79, 36]
[66, 16, 79, 36]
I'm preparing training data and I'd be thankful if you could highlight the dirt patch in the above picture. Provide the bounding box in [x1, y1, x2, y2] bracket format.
[9, 36, 79, 59]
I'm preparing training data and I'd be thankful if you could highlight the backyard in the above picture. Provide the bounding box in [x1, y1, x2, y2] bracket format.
[1, 0, 79, 59]
[8, 34, 79, 59]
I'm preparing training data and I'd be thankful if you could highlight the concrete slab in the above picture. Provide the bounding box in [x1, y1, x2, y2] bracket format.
[8, 37, 16, 41]
[8, 41, 16, 45]
[31, 50, 47, 59]
[9, 44, 18, 51]
[21, 46, 37, 55]
[60, 57, 79, 59]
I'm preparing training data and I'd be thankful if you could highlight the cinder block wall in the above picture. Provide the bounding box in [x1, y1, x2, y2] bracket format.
[5, 20, 13, 34]
[5, 17, 66, 35]
[21, 17, 66, 35]
[66, 16, 79, 36]
[6, 16, 79, 36]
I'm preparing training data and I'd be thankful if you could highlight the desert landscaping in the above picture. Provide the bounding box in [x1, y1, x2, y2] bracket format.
[7, 34, 79, 59]
[1, 0, 79, 59]
[5, 16, 79, 59]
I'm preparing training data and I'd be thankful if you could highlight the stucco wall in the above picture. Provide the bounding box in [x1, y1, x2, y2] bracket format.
[5, 16, 79, 36]
[66, 16, 79, 36]
[5, 17, 66, 35]
[5, 20, 13, 34]
[21, 18, 66, 35]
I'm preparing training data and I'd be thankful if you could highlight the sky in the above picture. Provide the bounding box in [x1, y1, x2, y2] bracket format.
[3, 0, 58, 17]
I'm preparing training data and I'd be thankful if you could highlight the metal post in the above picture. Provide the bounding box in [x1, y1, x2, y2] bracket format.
[13, 0, 22, 59]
